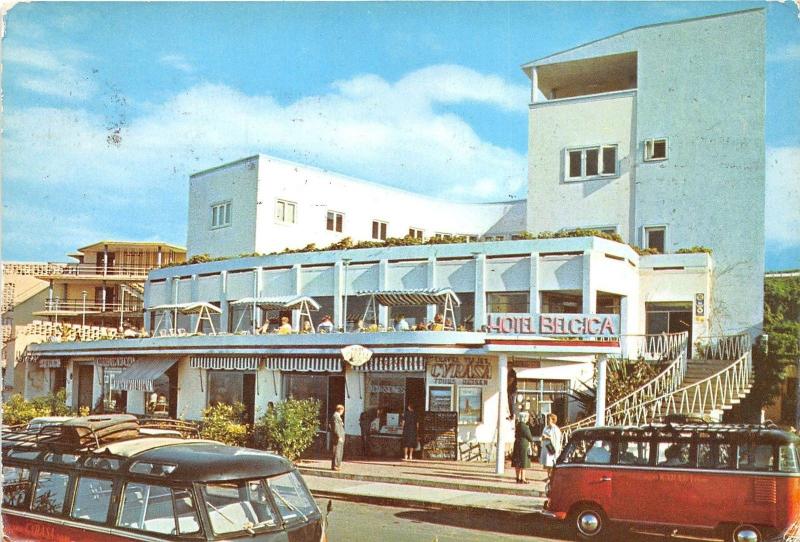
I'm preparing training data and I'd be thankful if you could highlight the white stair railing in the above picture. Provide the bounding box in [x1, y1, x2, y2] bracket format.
[562, 332, 689, 440]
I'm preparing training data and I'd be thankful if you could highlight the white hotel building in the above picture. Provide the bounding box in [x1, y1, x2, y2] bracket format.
[28, 10, 764, 460]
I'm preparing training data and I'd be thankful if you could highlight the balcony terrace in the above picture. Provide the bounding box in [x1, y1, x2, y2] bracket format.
[34, 263, 154, 282]
[34, 298, 144, 317]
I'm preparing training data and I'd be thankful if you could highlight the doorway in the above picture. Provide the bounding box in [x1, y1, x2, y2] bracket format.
[77, 364, 94, 411]
[645, 302, 693, 357]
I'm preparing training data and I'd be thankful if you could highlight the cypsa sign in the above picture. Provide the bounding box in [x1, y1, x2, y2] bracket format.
[487, 313, 620, 337]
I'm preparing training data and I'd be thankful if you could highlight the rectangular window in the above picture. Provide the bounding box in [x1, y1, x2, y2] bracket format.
[2, 466, 31, 509]
[458, 386, 482, 424]
[644, 138, 668, 161]
[201, 481, 276, 535]
[487, 292, 529, 314]
[408, 228, 424, 239]
[540, 291, 582, 314]
[656, 441, 691, 467]
[698, 442, 734, 469]
[32, 470, 70, 515]
[210, 202, 232, 229]
[618, 440, 651, 466]
[565, 145, 618, 181]
[372, 220, 387, 240]
[428, 385, 453, 411]
[72, 477, 113, 523]
[118, 482, 184, 535]
[275, 200, 297, 224]
[644, 226, 666, 254]
[326, 211, 343, 232]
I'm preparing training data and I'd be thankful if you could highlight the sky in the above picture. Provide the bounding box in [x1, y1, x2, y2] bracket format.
[2, 1, 799, 270]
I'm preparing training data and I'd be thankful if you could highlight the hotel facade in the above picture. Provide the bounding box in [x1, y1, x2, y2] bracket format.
[26, 10, 764, 461]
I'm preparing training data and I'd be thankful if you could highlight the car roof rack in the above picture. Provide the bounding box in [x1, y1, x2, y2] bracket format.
[138, 417, 200, 439]
[2, 414, 140, 454]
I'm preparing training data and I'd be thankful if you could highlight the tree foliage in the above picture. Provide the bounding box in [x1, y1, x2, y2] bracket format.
[2, 389, 75, 426]
[570, 358, 662, 419]
[253, 398, 320, 462]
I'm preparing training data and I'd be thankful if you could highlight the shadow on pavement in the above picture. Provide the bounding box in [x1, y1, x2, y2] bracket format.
[393, 508, 567, 539]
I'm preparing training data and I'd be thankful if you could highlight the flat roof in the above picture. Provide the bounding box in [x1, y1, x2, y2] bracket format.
[77, 241, 187, 253]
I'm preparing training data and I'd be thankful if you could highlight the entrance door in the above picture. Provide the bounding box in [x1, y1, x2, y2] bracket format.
[645, 302, 693, 357]
[77, 365, 94, 411]
[243, 373, 256, 427]
[167, 364, 179, 419]
[328, 375, 345, 424]
[406, 377, 425, 412]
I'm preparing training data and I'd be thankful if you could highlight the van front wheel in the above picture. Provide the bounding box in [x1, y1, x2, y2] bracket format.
[570, 505, 608, 540]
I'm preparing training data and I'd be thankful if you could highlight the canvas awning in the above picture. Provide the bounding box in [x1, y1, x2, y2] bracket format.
[148, 302, 221, 335]
[351, 355, 426, 372]
[230, 296, 321, 311]
[264, 356, 342, 373]
[353, 288, 461, 307]
[190, 356, 261, 371]
[111, 359, 176, 392]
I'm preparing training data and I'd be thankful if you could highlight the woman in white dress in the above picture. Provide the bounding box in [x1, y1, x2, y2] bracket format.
[539, 413, 562, 480]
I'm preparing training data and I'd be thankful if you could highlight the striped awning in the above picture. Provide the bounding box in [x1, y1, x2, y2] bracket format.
[38, 358, 62, 369]
[111, 359, 176, 392]
[230, 296, 321, 311]
[354, 288, 461, 307]
[147, 302, 222, 314]
[190, 356, 261, 371]
[352, 355, 426, 372]
[264, 356, 342, 373]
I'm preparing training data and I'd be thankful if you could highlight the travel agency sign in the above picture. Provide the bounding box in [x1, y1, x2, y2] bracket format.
[486, 313, 620, 337]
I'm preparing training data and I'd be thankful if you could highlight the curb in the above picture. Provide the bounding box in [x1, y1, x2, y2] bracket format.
[309, 488, 546, 518]
[298, 468, 547, 498]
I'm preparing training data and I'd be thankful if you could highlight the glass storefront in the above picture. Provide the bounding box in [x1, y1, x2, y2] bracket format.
[207, 371, 256, 425]
[284, 373, 330, 430]
[102, 368, 127, 413]
[364, 374, 425, 434]
[514, 379, 570, 424]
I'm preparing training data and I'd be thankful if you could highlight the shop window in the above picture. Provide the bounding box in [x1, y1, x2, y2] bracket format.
[102, 368, 127, 413]
[428, 385, 453, 411]
[285, 373, 330, 430]
[326, 211, 343, 232]
[644, 138, 668, 161]
[540, 292, 582, 314]
[487, 292, 529, 314]
[365, 375, 406, 419]
[644, 226, 666, 254]
[514, 379, 570, 424]
[372, 220, 388, 240]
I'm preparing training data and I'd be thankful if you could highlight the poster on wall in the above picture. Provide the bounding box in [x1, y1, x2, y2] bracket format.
[428, 386, 453, 411]
[458, 386, 482, 424]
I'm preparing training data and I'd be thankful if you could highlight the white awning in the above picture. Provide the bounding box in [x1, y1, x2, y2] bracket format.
[147, 302, 222, 314]
[264, 356, 342, 373]
[354, 288, 461, 306]
[190, 356, 261, 371]
[111, 359, 176, 392]
[230, 296, 321, 311]
[352, 355, 426, 372]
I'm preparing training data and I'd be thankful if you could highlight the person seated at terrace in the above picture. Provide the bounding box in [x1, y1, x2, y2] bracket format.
[415, 320, 428, 331]
[301, 320, 315, 334]
[317, 315, 335, 333]
[257, 321, 270, 334]
[431, 314, 444, 331]
[394, 314, 410, 331]
[277, 317, 292, 335]
[123, 322, 138, 338]
[444, 317, 454, 330]
[355, 318, 367, 332]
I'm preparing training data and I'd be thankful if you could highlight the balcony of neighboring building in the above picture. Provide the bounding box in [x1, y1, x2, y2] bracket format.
[525, 51, 637, 103]
[33, 298, 144, 318]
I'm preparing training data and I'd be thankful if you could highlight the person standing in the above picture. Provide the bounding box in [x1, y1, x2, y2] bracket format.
[330, 404, 345, 471]
[540, 413, 562, 480]
[512, 411, 534, 483]
[401, 403, 418, 461]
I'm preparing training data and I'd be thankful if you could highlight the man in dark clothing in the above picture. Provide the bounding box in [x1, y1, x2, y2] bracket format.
[359, 410, 371, 457]
[330, 404, 345, 470]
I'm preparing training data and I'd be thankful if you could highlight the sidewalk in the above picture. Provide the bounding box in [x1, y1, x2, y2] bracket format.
[299, 457, 547, 515]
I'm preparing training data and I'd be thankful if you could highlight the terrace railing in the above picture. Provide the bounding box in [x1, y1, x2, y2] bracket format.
[562, 332, 689, 441]
[42, 299, 144, 313]
[37, 263, 153, 278]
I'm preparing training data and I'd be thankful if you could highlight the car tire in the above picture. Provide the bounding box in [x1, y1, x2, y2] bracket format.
[570, 504, 609, 540]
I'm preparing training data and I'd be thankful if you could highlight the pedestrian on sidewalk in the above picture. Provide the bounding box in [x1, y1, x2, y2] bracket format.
[540, 413, 562, 481]
[512, 411, 534, 483]
[401, 403, 418, 461]
[330, 404, 345, 471]
[359, 410, 371, 457]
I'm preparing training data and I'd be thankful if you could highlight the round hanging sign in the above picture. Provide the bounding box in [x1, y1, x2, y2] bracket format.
[341, 345, 373, 367]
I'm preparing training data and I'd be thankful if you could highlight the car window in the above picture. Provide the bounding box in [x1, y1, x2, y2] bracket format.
[779, 445, 799, 473]
[267, 472, 317, 522]
[739, 443, 774, 471]
[656, 441, 690, 467]
[32, 470, 70, 515]
[201, 480, 276, 535]
[698, 442, 734, 469]
[584, 440, 612, 464]
[72, 477, 113, 523]
[618, 440, 651, 466]
[118, 482, 176, 535]
[561, 439, 591, 464]
[173, 488, 201, 535]
[2, 466, 31, 509]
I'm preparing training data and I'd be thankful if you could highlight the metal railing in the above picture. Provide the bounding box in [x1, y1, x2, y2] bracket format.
[693, 333, 751, 361]
[563, 332, 689, 438]
[38, 263, 153, 278]
[42, 299, 144, 313]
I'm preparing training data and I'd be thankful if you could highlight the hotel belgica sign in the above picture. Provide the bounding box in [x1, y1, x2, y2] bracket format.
[487, 313, 620, 337]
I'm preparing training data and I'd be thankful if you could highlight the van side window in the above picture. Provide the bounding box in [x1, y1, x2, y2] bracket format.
[618, 440, 651, 466]
[739, 444, 774, 471]
[2, 466, 31, 508]
[584, 440, 613, 464]
[698, 442, 734, 469]
[32, 470, 70, 515]
[779, 445, 799, 473]
[118, 482, 177, 534]
[72, 477, 113, 523]
[562, 440, 591, 464]
[656, 442, 690, 467]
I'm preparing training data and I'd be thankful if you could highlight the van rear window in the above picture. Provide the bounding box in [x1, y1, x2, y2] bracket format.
[779, 445, 799, 473]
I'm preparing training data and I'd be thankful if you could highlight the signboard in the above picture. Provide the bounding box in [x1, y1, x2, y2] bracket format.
[420, 411, 458, 460]
[458, 386, 482, 424]
[341, 345, 373, 366]
[695, 293, 705, 317]
[428, 386, 453, 411]
[487, 313, 619, 337]
[428, 356, 491, 386]
[95, 356, 135, 367]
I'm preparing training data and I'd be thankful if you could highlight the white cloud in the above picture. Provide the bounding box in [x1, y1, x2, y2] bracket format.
[159, 53, 195, 74]
[765, 146, 800, 247]
[3, 64, 528, 259]
[4, 44, 96, 100]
